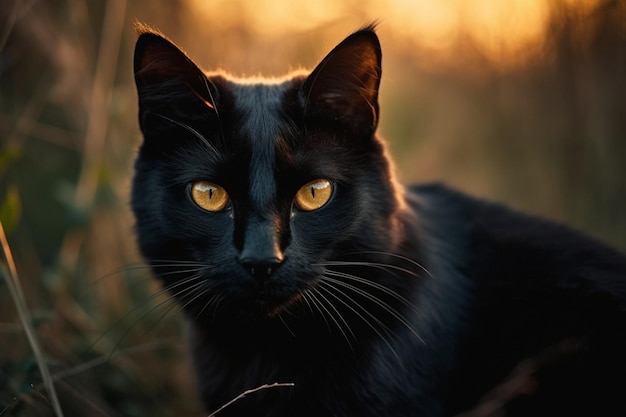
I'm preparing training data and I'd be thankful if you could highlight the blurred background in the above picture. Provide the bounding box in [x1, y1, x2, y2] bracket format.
[1, 0, 625, 415]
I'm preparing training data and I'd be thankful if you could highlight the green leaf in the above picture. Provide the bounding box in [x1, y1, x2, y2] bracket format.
[0, 187, 22, 234]
[0, 147, 20, 177]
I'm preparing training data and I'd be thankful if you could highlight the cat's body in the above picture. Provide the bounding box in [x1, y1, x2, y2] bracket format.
[132, 26, 626, 416]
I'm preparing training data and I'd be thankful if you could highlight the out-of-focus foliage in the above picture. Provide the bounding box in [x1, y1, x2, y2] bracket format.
[0, 0, 624, 415]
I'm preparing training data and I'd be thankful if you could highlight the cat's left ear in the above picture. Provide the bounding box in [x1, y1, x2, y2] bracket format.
[302, 26, 382, 132]
[134, 27, 214, 108]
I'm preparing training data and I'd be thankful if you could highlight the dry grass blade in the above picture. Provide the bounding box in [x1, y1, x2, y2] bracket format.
[73, 0, 127, 210]
[207, 382, 295, 417]
[0, 220, 65, 417]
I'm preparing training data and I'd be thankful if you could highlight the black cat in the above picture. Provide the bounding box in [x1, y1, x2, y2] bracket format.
[131, 26, 626, 417]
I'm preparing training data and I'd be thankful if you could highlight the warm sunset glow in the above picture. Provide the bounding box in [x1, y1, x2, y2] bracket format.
[187, 0, 344, 34]
[461, 0, 548, 59]
[376, 0, 460, 51]
[184, 0, 593, 67]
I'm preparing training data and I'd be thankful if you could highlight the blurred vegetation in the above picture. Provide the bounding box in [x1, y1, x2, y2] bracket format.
[0, 0, 625, 415]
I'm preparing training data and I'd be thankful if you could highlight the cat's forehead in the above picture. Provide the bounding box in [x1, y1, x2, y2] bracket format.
[229, 81, 291, 123]
[225, 79, 295, 150]
[220, 79, 299, 208]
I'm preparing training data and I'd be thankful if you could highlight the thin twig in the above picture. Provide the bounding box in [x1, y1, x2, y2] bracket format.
[207, 382, 295, 417]
[0, 221, 65, 416]
[0, 397, 17, 416]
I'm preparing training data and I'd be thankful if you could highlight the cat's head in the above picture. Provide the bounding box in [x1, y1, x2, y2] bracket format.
[132, 26, 410, 331]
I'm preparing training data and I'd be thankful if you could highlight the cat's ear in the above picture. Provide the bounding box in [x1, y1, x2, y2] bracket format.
[302, 27, 382, 132]
[134, 29, 214, 108]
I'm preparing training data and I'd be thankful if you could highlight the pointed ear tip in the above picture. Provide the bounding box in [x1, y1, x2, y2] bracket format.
[135, 32, 167, 50]
[133, 21, 165, 36]
[133, 23, 174, 54]
[134, 34, 157, 70]
[354, 23, 380, 40]
[345, 27, 382, 57]
[134, 29, 180, 69]
[134, 31, 173, 76]
[134, 20, 151, 33]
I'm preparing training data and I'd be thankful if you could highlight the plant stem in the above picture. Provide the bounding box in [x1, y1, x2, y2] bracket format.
[0, 221, 65, 416]
[207, 382, 295, 417]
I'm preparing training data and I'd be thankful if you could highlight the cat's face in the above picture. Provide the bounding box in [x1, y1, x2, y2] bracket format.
[132, 28, 407, 329]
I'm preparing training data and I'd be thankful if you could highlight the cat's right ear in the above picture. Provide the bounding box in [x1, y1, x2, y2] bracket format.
[134, 29, 216, 110]
[301, 26, 382, 134]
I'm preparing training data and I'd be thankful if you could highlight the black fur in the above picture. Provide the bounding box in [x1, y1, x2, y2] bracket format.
[132, 27, 626, 416]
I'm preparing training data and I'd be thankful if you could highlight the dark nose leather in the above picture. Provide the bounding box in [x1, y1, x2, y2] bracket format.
[239, 215, 284, 283]
[239, 255, 283, 283]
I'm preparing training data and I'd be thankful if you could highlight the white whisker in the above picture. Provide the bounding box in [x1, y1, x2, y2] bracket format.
[309, 287, 356, 349]
[317, 260, 422, 278]
[197, 291, 227, 325]
[324, 269, 422, 316]
[201, 77, 225, 143]
[88, 273, 204, 359]
[277, 313, 297, 338]
[323, 275, 424, 344]
[325, 251, 432, 278]
[154, 113, 219, 156]
[301, 290, 331, 332]
[316, 281, 404, 366]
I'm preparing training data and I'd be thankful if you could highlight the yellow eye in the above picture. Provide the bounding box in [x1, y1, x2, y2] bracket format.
[191, 181, 229, 212]
[294, 179, 333, 211]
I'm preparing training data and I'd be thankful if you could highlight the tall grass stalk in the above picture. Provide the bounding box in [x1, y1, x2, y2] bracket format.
[74, 0, 126, 210]
[0, 220, 65, 417]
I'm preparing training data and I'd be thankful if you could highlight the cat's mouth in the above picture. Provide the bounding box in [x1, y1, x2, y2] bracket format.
[264, 292, 303, 318]
[249, 286, 305, 319]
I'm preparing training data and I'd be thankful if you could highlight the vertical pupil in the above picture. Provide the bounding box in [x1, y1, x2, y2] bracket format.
[209, 188, 214, 199]
[310, 187, 315, 198]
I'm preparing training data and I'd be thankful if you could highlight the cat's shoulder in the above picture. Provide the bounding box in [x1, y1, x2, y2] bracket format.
[406, 182, 626, 273]
[408, 182, 597, 240]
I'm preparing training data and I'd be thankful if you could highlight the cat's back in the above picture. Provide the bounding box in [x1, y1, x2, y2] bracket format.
[408, 183, 626, 416]
[410, 182, 626, 282]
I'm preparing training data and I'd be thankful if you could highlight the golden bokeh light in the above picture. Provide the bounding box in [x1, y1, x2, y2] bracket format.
[184, 0, 597, 68]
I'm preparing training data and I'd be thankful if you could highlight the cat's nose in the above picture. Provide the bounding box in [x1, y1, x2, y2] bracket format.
[239, 256, 283, 283]
[239, 217, 284, 283]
